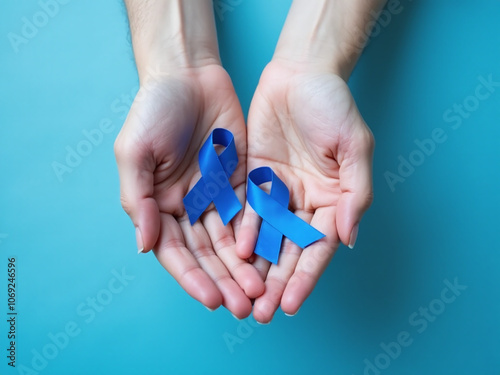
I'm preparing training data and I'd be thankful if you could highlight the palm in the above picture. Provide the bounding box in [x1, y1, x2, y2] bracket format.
[239, 61, 374, 321]
[115, 64, 263, 317]
[248, 68, 352, 212]
[127, 66, 246, 215]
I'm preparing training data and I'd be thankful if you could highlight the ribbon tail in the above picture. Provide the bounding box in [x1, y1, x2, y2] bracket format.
[254, 221, 283, 264]
[183, 178, 211, 225]
[216, 194, 242, 226]
[278, 211, 325, 248]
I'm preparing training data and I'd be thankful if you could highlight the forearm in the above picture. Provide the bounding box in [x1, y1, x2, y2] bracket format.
[274, 0, 387, 80]
[124, 0, 220, 82]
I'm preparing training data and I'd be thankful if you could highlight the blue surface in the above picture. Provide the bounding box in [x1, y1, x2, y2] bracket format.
[1, 1, 499, 374]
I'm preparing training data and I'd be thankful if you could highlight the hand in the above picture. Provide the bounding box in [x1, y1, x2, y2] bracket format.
[114, 64, 264, 318]
[237, 60, 374, 323]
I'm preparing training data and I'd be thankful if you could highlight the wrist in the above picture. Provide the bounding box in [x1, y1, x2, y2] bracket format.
[273, 0, 387, 81]
[125, 0, 220, 83]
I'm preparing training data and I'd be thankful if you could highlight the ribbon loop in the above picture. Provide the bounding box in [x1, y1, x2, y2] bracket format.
[183, 129, 242, 225]
[247, 166, 325, 264]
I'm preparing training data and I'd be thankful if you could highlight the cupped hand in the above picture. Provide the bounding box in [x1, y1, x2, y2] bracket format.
[237, 60, 374, 323]
[114, 64, 264, 318]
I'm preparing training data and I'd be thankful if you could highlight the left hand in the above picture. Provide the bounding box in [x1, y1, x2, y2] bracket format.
[237, 60, 375, 323]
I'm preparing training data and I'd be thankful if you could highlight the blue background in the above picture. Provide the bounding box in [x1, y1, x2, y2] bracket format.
[1, 0, 499, 374]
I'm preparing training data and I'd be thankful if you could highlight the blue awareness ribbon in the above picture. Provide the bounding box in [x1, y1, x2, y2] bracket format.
[183, 128, 242, 225]
[247, 166, 325, 264]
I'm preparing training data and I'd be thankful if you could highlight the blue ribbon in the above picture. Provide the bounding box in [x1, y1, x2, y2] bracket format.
[183, 128, 242, 225]
[247, 166, 325, 264]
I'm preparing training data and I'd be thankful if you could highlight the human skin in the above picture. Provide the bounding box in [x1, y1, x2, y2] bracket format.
[114, 0, 265, 319]
[236, 0, 387, 323]
[116, 0, 387, 322]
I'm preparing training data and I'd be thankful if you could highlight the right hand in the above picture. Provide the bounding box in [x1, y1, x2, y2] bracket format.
[114, 64, 264, 318]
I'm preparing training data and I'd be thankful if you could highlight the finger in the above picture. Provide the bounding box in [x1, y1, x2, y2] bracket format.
[280, 206, 340, 315]
[114, 131, 160, 253]
[251, 255, 271, 281]
[253, 210, 312, 323]
[235, 198, 272, 281]
[336, 123, 374, 248]
[179, 216, 252, 319]
[153, 213, 222, 310]
[236, 201, 262, 259]
[201, 208, 265, 299]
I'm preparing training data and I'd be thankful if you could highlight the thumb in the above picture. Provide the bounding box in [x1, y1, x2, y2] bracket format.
[114, 134, 160, 254]
[335, 125, 374, 249]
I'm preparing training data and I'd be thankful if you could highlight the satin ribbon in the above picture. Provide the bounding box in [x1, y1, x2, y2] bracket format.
[183, 128, 242, 225]
[247, 166, 325, 264]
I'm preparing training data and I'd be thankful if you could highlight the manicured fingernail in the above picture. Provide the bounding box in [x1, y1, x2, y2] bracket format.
[205, 306, 216, 312]
[348, 224, 359, 249]
[231, 314, 241, 321]
[136, 227, 144, 254]
[256, 320, 270, 325]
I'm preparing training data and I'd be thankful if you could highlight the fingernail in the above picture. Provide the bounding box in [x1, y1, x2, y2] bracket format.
[205, 306, 216, 312]
[285, 308, 300, 317]
[256, 320, 270, 325]
[231, 313, 241, 321]
[136, 227, 144, 254]
[348, 224, 359, 249]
